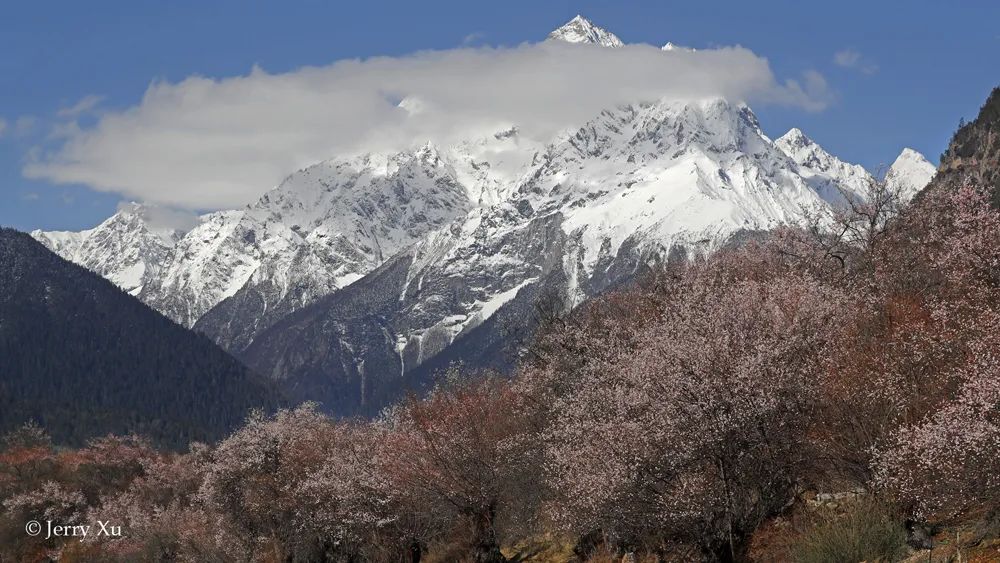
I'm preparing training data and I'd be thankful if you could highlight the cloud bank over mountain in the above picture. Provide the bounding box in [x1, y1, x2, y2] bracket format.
[25, 40, 832, 209]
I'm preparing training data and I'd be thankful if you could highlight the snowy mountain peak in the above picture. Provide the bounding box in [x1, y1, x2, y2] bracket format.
[414, 142, 444, 165]
[894, 147, 932, 165]
[397, 96, 427, 115]
[887, 147, 936, 201]
[775, 128, 844, 169]
[775, 128, 873, 206]
[115, 201, 147, 216]
[776, 127, 813, 149]
[112, 202, 198, 244]
[31, 202, 183, 295]
[547, 15, 624, 48]
[661, 42, 695, 52]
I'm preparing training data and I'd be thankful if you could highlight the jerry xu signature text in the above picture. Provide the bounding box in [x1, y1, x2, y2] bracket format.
[25, 519, 122, 540]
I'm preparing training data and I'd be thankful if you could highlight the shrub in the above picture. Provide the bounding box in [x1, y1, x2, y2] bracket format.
[791, 501, 908, 563]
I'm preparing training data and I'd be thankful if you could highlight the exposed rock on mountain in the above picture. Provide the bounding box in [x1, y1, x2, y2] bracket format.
[933, 87, 1000, 201]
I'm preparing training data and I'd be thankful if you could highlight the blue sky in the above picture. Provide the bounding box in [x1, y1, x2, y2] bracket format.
[1, 0, 998, 232]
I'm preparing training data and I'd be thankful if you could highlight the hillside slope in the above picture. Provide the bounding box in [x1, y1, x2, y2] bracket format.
[0, 228, 281, 447]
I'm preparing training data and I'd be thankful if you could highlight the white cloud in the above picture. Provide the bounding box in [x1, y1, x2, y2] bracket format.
[834, 49, 860, 68]
[781, 70, 835, 111]
[834, 49, 878, 75]
[0, 116, 38, 138]
[116, 201, 201, 233]
[26, 41, 834, 210]
[57, 95, 104, 118]
[461, 32, 485, 46]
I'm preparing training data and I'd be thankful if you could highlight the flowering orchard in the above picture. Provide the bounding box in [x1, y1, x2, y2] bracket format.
[3, 183, 1000, 561]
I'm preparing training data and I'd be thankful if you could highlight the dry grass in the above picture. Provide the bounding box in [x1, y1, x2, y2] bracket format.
[788, 499, 907, 563]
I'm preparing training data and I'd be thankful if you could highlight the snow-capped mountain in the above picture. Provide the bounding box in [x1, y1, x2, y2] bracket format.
[547, 15, 624, 48]
[187, 141, 534, 352]
[886, 148, 937, 200]
[776, 128, 935, 204]
[406, 98, 837, 363]
[32, 16, 937, 413]
[32, 126, 536, 354]
[32, 203, 183, 295]
[239, 97, 935, 413]
[142, 144, 481, 333]
[661, 42, 695, 52]
[775, 128, 874, 205]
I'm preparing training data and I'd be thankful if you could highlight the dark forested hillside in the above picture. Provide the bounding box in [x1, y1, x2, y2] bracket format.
[0, 228, 281, 448]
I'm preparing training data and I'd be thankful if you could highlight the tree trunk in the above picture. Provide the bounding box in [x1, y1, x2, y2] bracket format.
[409, 538, 422, 563]
[472, 505, 506, 563]
[718, 458, 736, 563]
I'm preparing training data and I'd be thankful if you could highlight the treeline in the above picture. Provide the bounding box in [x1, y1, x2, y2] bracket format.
[3, 173, 1000, 562]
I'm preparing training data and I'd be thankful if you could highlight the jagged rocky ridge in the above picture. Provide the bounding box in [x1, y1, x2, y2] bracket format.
[32, 16, 938, 414]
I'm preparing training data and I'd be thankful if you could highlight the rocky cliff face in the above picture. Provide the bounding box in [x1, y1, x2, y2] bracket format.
[933, 87, 1000, 201]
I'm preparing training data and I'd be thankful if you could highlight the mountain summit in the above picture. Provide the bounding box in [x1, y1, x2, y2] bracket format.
[546, 15, 624, 48]
[31, 203, 184, 296]
[886, 148, 936, 200]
